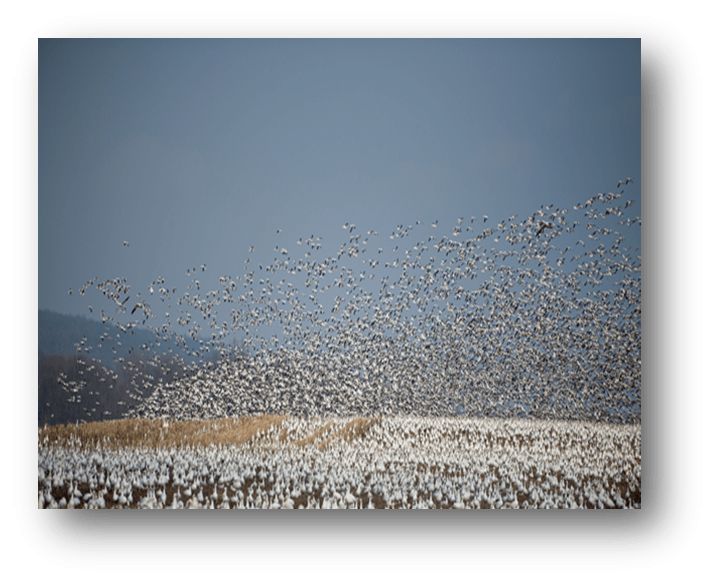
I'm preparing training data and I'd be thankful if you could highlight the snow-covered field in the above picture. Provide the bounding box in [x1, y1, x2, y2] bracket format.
[38, 415, 640, 509]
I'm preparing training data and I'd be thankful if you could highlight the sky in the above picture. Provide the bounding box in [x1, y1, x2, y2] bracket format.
[38, 38, 641, 341]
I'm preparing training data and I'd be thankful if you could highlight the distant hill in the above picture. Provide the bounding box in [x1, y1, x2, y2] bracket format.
[38, 309, 213, 366]
[38, 309, 227, 427]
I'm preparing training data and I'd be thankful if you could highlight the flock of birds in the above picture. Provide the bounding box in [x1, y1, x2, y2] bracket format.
[38, 416, 641, 509]
[60, 179, 640, 425]
[46, 180, 641, 509]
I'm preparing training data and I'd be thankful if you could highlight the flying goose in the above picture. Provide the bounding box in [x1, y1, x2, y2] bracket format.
[115, 295, 130, 308]
[536, 222, 554, 237]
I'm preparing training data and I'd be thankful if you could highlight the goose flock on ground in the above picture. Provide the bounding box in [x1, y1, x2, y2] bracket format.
[45, 180, 641, 509]
[38, 416, 641, 509]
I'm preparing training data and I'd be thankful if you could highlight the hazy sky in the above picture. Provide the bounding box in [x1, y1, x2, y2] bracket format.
[39, 38, 640, 328]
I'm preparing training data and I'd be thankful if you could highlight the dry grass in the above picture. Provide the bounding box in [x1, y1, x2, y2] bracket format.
[37, 415, 379, 452]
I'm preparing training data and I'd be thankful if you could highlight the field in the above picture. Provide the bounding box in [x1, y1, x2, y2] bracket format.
[38, 415, 640, 509]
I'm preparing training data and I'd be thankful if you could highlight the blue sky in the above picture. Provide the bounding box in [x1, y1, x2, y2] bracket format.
[39, 38, 640, 339]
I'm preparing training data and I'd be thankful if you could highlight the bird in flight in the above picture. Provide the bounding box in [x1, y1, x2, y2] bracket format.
[536, 222, 553, 237]
[123, 241, 129, 247]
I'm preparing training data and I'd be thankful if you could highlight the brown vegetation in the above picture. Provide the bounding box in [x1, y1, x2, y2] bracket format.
[37, 415, 382, 452]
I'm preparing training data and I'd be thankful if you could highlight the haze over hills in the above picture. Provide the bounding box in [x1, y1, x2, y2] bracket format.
[38, 309, 223, 365]
[38, 309, 228, 427]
